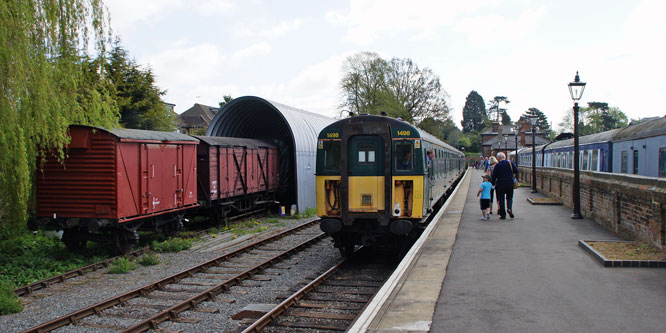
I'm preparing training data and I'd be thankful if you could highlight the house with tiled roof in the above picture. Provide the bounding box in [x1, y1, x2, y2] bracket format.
[481, 121, 549, 158]
[177, 103, 220, 135]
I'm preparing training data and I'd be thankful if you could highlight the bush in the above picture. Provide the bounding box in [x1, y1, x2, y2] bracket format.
[137, 253, 160, 266]
[151, 238, 192, 253]
[107, 257, 137, 274]
[0, 231, 110, 287]
[0, 280, 23, 315]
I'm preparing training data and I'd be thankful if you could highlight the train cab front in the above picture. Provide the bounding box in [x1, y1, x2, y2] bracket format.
[316, 115, 426, 256]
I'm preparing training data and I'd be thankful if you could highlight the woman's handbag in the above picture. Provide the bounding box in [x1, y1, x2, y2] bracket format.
[509, 161, 519, 189]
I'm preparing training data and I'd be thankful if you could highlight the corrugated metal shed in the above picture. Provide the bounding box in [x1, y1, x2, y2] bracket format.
[206, 96, 335, 212]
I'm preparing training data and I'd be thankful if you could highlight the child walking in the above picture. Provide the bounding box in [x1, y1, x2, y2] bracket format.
[477, 174, 493, 220]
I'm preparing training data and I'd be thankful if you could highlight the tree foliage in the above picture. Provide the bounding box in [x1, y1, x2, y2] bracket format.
[519, 108, 550, 132]
[487, 96, 509, 123]
[461, 90, 486, 132]
[501, 109, 512, 125]
[107, 43, 174, 131]
[557, 104, 628, 136]
[0, 0, 118, 238]
[219, 95, 233, 108]
[339, 52, 450, 123]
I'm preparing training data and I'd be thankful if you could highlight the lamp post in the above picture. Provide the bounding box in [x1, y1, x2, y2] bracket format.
[568, 71, 586, 219]
[529, 112, 538, 193]
[513, 125, 519, 168]
[503, 134, 508, 156]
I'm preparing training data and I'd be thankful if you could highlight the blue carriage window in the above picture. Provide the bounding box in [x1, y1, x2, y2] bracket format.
[592, 150, 599, 171]
[621, 151, 628, 173]
[659, 148, 666, 177]
[633, 150, 639, 174]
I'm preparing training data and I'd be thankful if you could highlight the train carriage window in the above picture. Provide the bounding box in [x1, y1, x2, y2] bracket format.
[582, 150, 589, 170]
[592, 150, 599, 171]
[358, 143, 376, 164]
[633, 150, 639, 174]
[395, 141, 413, 171]
[323, 141, 341, 171]
[621, 151, 628, 173]
[659, 148, 666, 177]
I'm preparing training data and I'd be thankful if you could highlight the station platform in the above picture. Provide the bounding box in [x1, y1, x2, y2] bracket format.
[350, 168, 666, 332]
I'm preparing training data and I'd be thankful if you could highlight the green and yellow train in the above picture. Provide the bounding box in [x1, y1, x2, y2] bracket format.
[315, 114, 466, 256]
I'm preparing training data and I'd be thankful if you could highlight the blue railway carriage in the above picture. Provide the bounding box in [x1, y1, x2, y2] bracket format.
[542, 130, 616, 172]
[315, 114, 465, 256]
[611, 116, 666, 177]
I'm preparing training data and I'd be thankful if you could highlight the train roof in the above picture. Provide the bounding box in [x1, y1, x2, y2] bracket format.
[192, 136, 276, 148]
[612, 116, 666, 142]
[71, 125, 199, 143]
[545, 128, 619, 150]
[320, 114, 463, 155]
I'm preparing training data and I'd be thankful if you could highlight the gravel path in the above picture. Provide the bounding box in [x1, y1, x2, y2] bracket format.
[1, 217, 340, 333]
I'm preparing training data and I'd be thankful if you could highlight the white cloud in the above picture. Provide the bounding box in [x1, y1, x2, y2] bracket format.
[454, 7, 546, 45]
[196, 0, 236, 17]
[106, 0, 183, 33]
[260, 19, 303, 38]
[230, 41, 272, 63]
[327, 0, 488, 45]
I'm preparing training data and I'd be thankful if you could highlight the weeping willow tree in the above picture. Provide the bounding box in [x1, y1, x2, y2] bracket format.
[0, 0, 119, 238]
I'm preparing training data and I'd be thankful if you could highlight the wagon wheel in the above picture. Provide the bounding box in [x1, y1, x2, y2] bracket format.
[113, 229, 133, 254]
[162, 220, 181, 238]
[62, 228, 88, 251]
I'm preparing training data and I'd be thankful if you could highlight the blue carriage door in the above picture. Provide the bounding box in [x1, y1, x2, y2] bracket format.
[348, 135, 385, 212]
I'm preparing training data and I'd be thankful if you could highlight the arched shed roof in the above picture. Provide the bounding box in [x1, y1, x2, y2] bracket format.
[206, 96, 335, 211]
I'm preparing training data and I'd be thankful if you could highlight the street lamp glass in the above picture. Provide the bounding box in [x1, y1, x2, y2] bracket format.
[529, 115, 537, 126]
[568, 71, 586, 101]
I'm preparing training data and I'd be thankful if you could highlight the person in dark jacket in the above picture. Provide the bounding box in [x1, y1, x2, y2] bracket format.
[491, 152, 518, 219]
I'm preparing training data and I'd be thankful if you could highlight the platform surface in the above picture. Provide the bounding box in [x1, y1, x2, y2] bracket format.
[365, 168, 666, 332]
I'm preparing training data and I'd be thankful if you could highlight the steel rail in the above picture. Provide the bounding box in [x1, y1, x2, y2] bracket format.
[14, 247, 150, 297]
[242, 259, 346, 333]
[24, 219, 320, 333]
[124, 232, 327, 332]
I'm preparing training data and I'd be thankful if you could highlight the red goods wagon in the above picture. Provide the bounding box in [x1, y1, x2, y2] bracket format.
[36, 125, 199, 253]
[194, 136, 279, 223]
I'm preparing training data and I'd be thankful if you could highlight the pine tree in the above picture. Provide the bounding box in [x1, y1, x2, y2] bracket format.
[461, 91, 486, 132]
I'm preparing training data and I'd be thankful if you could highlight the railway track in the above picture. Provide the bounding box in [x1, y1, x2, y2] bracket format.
[14, 208, 272, 298]
[242, 249, 396, 332]
[24, 219, 323, 333]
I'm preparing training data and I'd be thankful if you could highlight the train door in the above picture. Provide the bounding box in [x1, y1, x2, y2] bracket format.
[147, 144, 163, 213]
[347, 135, 385, 213]
[162, 144, 178, 210]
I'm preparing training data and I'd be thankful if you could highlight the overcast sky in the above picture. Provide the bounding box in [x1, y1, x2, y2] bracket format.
[105, 0, 665, 131]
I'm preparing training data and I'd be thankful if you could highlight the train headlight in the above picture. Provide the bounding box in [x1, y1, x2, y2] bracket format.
[393, 202, 401, 217]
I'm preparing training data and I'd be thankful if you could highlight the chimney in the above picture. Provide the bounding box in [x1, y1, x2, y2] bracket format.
[492, 122, 500, 133]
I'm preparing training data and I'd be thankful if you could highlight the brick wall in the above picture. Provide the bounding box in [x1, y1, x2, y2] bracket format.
[518, 167, 666, 248]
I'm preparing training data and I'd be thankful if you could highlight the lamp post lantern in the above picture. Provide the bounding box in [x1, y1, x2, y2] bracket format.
[568, 71, 586, 219]
[529, 112, 538, 193]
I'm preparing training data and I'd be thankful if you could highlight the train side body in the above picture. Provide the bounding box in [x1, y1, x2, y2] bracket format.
[194, 136, 279, 207]
[37, 126, 198, 222]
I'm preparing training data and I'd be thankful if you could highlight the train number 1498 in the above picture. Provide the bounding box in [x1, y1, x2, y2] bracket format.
[397, 130, 411, 136]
